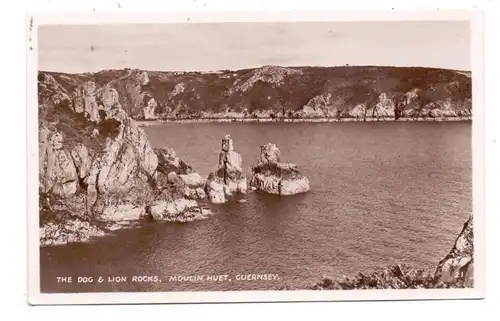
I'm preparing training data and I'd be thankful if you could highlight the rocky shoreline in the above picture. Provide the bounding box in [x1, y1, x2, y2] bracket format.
[41, 65, 472, 124]
[136, 116, 472, 126]
[38, 123, 309, 246]
[39, 212, 143, 247]
[38, 72, 312, 247]
[38, 72, 218, 247]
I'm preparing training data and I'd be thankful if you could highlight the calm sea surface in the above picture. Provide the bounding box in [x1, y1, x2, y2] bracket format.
[40, 122, 472, 293]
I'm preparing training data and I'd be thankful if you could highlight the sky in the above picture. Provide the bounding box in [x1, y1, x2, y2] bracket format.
[38, 21, 471, 73]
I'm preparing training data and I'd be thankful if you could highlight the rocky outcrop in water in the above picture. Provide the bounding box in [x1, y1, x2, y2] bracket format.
[40, 215, 106, 247]
[249, 143, 310, 195]
[154, 147, 207, 200]
[38, 73, 212, 246]
[205, 135, 247, 203]
[39, 209, 142, 246]
[149, 198, 212, 222]
[434, 215, 473, 285]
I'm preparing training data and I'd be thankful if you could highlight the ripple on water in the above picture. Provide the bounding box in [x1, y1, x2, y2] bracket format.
[40, 122, 472, 292]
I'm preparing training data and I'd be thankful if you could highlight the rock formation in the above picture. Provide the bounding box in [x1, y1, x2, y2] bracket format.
[40, 215, 106, 246]
[154, 146, 206, 198]
[205, 135, 247, 203]
[249, 143, 310, 195]
[434, 215, 474, 285]
[38, 73, 212, 246]
[39, 66, 472, 122]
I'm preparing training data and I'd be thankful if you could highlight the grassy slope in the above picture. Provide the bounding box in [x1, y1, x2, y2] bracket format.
[38, 72, 122, 156]
[277, 263, 472, 291]
[308, 264, 472, 290]
[39, 65, 472, 120]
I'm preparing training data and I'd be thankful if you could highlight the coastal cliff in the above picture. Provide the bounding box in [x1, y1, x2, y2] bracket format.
[38, 73, 212, 246]
[434, 216, 474, 284]
[289, 215, 474, 290]
[40, 65, 472, 122]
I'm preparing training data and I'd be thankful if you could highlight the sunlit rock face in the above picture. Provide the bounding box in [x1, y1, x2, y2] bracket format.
[205, 135, 247, 204]
[250, 143, 310, 196]
[38, 72, 212, 246]
[434, 216, 474, 285]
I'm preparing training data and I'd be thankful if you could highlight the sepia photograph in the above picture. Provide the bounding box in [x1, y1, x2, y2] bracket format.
[27, 10, 484, 304]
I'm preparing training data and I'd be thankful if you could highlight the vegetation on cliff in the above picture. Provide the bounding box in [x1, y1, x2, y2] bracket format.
[306, 263, 472, 290]
[38, 72, 212, 246]
[279, 216, 474, 290]
[39, 65, 472, 121]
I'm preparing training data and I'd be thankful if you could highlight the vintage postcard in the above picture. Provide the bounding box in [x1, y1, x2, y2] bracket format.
[27, 10, 485, 305]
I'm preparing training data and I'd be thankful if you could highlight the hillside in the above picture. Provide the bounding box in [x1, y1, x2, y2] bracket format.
[39, 65, 472, 121]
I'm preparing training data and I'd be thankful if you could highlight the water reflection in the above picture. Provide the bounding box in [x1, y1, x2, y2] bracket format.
[40, 122, 472, 293]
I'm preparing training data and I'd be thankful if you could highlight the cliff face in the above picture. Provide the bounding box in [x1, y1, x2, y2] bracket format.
[40, 65, 472, 121]
[434, 215, 474, 285]
[38, 73, 211, 246]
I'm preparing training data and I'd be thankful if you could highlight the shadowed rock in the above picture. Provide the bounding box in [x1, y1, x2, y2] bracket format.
[154, 146, 205, 194]
[205, 134, 247, 203]
[155, 147, 191, 175]
[205, 172, 226, 204]
[40, 215, 106, 246]
[434, 215, 473, 285]
[149, 198, 212, 222]
[250, 143, 310, 195]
